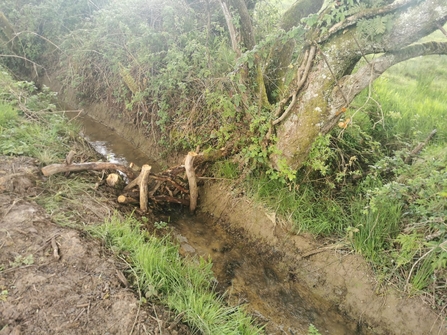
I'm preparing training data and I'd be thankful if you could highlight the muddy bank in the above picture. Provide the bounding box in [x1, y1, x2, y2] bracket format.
[0, 156, 191, 335]
[199, 182, 446, 335]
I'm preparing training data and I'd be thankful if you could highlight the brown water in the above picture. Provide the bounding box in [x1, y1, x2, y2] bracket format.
[72, 112, 366, 335]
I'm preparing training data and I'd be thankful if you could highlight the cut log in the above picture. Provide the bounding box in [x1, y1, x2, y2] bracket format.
[139, 165, 152, 212]
[129, 162, 141, 173]
[106, 173, 124, 189]
[41, 162, 136, 179]
[118, 195, 139, 205]
[185, 152, 198, 212]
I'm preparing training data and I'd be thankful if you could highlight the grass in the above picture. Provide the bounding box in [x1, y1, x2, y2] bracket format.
[91, 214, 263, 335]
[247, 174, 347, 236]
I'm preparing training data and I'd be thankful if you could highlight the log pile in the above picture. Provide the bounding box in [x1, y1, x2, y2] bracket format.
[41, 151, 201, 213]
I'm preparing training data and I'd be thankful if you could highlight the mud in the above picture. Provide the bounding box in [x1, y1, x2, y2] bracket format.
[200, 182, 447, 335]
[0, 156, 191, 335]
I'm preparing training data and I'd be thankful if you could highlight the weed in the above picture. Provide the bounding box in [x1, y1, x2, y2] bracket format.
[308, 324, 322, 335]
[154, 221, 168, 230]
[10, 254, 34, 267]
[91, 214, 263, 335]
[0, 289, 8, 302]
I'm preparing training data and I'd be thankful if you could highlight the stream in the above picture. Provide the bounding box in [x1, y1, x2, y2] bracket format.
[69, 112, 367, 335]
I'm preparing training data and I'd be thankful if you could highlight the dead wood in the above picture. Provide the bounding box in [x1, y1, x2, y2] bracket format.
[106, 173, 124, 188]
[65, 150, 75, 165]
[51, 237, 60, 260]
[150, 175, 189, 193]
[139, 165, 152, 212]
[41, 162, 136, 179]
[185, 152, 198, 212]
[404, 129, 437, 164]
[153, 195, 189, 206]
[118, 195, 139, 205]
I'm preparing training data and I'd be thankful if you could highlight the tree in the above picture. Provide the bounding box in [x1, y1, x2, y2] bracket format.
[222, 0, 447, 171]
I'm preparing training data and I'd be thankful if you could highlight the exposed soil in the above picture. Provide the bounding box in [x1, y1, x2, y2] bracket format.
[0, 156, 191, 335]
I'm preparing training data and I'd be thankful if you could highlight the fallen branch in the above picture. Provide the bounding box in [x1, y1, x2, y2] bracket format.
[41, 162, 136, 179]
[153, 195, 189, 206]
[404, 129, 437, 164]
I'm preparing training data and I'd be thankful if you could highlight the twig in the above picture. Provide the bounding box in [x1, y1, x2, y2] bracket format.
[404, 129, 437, 164]
[72, 308, 86, 323]
[437, 24, 447, 38]
[317, 45, 348, 105]
[0, 264, 36, 274]
[3, 199, 19, 217]
[167, 312, 185, 331]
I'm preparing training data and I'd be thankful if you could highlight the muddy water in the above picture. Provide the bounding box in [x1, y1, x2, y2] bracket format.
[66, 112, 160, 171]
[72, 113, 365, 335]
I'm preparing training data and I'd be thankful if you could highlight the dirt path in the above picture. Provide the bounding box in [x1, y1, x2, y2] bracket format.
[0, 156, 191, 335]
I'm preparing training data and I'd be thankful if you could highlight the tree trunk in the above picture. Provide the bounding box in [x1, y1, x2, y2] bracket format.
[271, 0, 447, 171]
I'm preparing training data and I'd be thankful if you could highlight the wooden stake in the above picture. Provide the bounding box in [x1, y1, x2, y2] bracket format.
[185, 152, 198, 212]
[139, 165, 152, 212]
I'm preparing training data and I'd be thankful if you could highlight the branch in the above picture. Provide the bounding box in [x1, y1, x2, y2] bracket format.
[185, 152, 198, 213]
[320, 0, 417, 43]
[323, 41, 447, 133]
[41, 162, 136, 179]
[272, 45, 316, 125]
[342, 41, 447, 102]
[219, 0, 240, 55]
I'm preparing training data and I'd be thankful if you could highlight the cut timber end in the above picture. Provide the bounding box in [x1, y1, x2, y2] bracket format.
[185, 152, 198, 213]
[118, 195, 139, 205]
[106, 173, 123, 188]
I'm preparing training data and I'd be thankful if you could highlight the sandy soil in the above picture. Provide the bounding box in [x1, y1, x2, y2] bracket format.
[0, 156, 191, 335]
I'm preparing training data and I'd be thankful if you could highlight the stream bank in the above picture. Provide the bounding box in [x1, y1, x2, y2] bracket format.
[65, 108, 446, 334]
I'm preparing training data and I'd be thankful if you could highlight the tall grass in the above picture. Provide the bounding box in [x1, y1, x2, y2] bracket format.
[349, 200, 402, 264]
[247, 174, 348, 236]
[372, 55, 447, 143]
[91, 214, 263, 335]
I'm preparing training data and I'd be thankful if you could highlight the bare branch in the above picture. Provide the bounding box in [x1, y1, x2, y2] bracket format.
[329, 41, 447, 124]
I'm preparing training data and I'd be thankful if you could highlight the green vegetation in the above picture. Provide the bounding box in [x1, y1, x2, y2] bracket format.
[1, 0, 446, 317]
[91, 214, 262, 335]
[0, 65, 264, 334]
[244, 42, 447, 300]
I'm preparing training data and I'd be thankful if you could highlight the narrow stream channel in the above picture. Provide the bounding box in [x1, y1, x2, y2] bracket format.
[70, 112, 368, 335]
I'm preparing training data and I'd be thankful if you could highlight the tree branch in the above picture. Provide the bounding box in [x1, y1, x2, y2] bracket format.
[320, 0, 417, 43]
[350, 41, 447, 97]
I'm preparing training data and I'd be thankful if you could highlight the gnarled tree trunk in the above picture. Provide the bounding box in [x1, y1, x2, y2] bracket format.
[270, 0, 447, 170]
